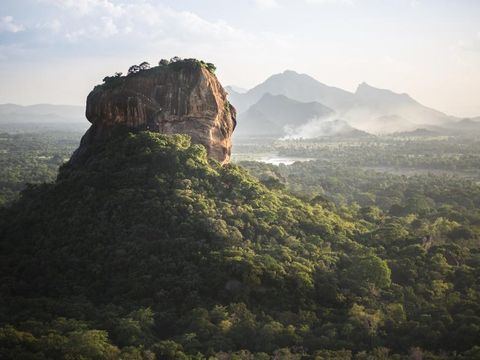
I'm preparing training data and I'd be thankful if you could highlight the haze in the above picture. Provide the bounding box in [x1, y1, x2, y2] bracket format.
[0, 0, 479, 117]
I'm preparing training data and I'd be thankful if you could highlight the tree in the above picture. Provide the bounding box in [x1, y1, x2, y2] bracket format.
[159, 59, 170, 66]
[152, 340, 188, 360]
[205, 62, 216, 73]
[139, 62, 150, 70]
[115, 72, 123, 77]
[128, 65, 140, 75]
[349, 303, 384, 344]
[345, 254, 392, 290]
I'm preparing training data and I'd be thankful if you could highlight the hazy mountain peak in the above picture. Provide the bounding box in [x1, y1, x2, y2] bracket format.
[258, 92, 292, 102]
[354, 82, 417, 109]
[264, 69, 318, 84]
[255, 92, 333, 111]
[229, 70, 354, 112]
[281, 69, 303, 77]
[235, 92, 334, 137]
[356, 82, 409, 98]
[356, 82, 373, 91]
[227, 72, 458, 136]
[225, 85, 247, 94]
[260, 92, 279, 99]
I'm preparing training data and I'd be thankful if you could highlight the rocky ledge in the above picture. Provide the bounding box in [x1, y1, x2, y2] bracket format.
[72, 58, 236, 164]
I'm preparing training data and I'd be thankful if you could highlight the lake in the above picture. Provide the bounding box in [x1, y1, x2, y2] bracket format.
[258, 156, 316, 166]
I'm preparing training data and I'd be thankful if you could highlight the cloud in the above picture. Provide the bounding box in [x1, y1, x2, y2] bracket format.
[39, 0, 124, 16]
[0, 16, 25, 33]
[304, 0, 355, 5]
[36, 19, 62, 32]
[32, 1, 266, 47]
[410, 0, 421, 8]
[282, 117, 358, 139]
[34, 1, 231, 40]
[65, 16, 118, 41]
[254, 0, 355, 7]
[254, 0, 279, 9]
[0, 0, 289, 62]
[453, 32, 480, 53]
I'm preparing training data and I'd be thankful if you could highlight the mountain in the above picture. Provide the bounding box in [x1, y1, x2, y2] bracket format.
[228, 72, 461, 136]
[235, 93, 334, 137]
[0, 103, 88, 132]
[0, 103, 85, 118]
[225, 85, 247, 94]
[342, 83, 455, 133]
[391, 128, 441, 137]
[228, 70, 354, 113]
[354, 82, 419, 110]
[76, 58, 236, 164]
[443, 118, 480, 135]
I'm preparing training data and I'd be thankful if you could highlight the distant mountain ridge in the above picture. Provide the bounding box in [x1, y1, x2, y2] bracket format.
[0, 103, 85, 119]
[225, 85, 247, 94]
[1, 74, 478, 138]
[235, 93, 334, 136]
[228, 70, 474, 137]
[228, 70, 354, 113]
[0, 103, 88, 132]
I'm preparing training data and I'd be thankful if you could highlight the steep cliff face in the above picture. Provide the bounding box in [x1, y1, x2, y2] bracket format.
[73, 60, 236, 164]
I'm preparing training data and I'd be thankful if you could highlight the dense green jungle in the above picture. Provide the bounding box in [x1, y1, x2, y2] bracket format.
[0, 130, 479, 359]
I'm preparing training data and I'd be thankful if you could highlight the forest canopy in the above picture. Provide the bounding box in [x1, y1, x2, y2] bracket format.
[0, 132, 479, 359]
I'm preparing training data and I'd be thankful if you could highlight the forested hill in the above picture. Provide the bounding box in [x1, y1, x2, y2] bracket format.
[1, 132, 479, 359]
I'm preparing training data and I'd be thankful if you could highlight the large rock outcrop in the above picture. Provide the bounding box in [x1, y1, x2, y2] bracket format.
[72, 59, 236, 164]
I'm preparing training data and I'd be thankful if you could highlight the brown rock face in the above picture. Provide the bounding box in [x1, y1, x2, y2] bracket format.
[73, 61, 236, 164]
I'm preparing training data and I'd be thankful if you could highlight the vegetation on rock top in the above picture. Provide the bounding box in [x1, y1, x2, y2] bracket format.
[100, 57, 217, 91]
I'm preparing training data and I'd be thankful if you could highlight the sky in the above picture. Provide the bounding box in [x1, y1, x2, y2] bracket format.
[0, 0, 479, 117]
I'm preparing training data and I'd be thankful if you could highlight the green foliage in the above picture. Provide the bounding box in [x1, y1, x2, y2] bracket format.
[1, 132, 479, 359]
[205, 62, 217, 74]
[98, 58, 219, 90]
[240, 136, 480, 249]
[344, 254, 392, 290]
[0, 132, 79, 205]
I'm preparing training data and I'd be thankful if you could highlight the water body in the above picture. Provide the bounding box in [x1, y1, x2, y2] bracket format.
[258, 156, 315, 166]
[232, 152, 315, 165]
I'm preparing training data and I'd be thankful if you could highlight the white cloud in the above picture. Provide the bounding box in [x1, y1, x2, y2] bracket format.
[34, 1, 262, 46]
[304, 0, 355, 5]
[36, 19, 62, 32]
[64, 17, 118, 41]
[410, 0, 421, 8]
[254, 0, 355, 7]
[254, 0, 279, 9]
[39, 0, 124, 17]
[453, 32, 480, 53]
[0, 16, 25, 33]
